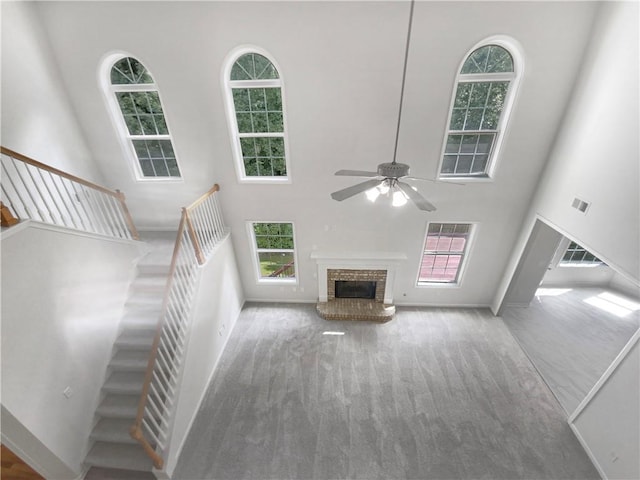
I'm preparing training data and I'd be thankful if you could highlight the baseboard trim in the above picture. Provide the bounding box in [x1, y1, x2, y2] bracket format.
[569, 423, 608, 479]
[242, 299, 493, 309]
[394, 302, 492, 309]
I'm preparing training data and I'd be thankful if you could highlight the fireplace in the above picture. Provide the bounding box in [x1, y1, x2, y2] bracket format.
[310, 251, 406, 322]
[335, 280, 376, 299]
[327, 269, 387, 303]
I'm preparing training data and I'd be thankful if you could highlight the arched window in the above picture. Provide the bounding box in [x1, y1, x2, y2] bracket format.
[439, 41, 521, 179]
[106, 56, 181, 179]
[224, 49, 290, 183]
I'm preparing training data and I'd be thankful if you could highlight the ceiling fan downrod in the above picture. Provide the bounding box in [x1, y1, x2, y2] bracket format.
[391, 0, 415, 166]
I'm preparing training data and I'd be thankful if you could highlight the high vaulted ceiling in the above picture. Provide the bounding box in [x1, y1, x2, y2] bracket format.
[27, 1, 602, 304]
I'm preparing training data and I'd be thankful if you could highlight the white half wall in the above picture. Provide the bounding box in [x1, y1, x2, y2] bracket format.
[162, 234, 244, 477]
[0, 2, 102, 182]
[570, 330, 640, 480]
[0, 223, 144, 477]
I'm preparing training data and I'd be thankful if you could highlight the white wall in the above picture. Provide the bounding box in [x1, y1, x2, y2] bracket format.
[542, 265, 615, 288]
[494, 1, 639, 313]
[501, 219, 563, 308]
[570, 330, 640, 480]
[0, 223, 143, 477]
[162, 234, 244, 478]
[529, 1, 639, 282]
[34, 1, 597, 306]
[609, 272, 640, 300]
[0, 2, 103, 183]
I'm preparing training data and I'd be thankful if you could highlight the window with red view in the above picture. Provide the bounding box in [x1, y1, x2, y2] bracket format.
[418, 223, 471, 284]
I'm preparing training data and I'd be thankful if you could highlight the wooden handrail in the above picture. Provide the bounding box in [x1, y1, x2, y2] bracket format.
[116, 190, 140, 240]
[184, 210, 204, 264]
[130, 214, 187, 469]
[1, 146, 139, 240]
[1, 146, 119, 197]
[185, 183, 220, 212]
[131, 183, 224, 469]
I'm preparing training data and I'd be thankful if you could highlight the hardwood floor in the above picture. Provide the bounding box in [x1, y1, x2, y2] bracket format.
[1, 445, 44, 480]
[173, 303, 598, 480]
[502, 287, 640, 416]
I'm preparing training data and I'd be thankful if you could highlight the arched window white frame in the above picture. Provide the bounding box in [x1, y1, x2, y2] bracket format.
[101, 53, 182, 180]
[438, 37, 523, 180]
[223, 47, 291, 183]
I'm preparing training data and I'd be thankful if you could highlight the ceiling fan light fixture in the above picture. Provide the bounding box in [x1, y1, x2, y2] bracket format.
[392, 189, 408, 207]
[365, 188, 380, 202]
[377, 180, 391, 195]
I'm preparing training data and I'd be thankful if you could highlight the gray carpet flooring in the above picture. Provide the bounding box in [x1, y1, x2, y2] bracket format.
[502, 287, 640, 416]
[173, 303, 598, 480]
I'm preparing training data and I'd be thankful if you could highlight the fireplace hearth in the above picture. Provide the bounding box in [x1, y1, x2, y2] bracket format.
[310, 252, 406, 323]
[318, 268, 394, 322]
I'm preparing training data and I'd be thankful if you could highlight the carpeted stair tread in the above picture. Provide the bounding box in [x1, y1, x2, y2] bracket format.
[103, 372, 145, 394]
[110, 349, 150, 371]
[85, 442, 153, 472]
[91, 418, 137, 444]
[97, 394, 140, 419]
[129, 275, 167, 293]
[115, 331, 155, 350]
[84, 466, 156, 480]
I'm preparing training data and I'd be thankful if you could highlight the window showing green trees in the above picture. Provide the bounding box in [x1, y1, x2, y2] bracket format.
[251, 222, 296, 280]
[228, 52, 288, 180]
[440, 44, 516, 178]
[110, 57, 180, 178]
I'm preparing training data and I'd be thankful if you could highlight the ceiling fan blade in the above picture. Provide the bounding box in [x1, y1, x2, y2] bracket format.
[397, 181, 437, 212]
[331, 178, 383, 202]
[335, 169, 379, 177]
[405, 176, 465, 186]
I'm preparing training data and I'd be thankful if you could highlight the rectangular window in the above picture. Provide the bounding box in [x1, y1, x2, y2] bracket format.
[441, 81, 508, 177]
[560, 241, 604, 266]
[249, 222, 296, 282]
[418, 223, 472, 284]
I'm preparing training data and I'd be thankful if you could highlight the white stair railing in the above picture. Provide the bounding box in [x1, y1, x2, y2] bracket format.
[131, 184, 227, 469]
[1, 146, 138, 240]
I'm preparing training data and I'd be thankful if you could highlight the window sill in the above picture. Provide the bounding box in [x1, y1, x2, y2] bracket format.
[239, 177, 291, 185]
[257, 277, 297, 285]
[135, 176, 184, 183]
[416, 282, 461, 288]
[438, 175, 493, 183]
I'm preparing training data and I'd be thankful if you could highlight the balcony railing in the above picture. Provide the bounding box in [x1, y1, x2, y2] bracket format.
[1, 146, 138, 240]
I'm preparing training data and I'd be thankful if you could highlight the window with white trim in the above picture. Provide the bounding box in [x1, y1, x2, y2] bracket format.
[440, 44, 518, 178]
[108, 57, 180, 179]
[226, 51, 289, 182]
[249, 222, 296, 282]
[560, 241, 604, 266]
[418, 223, 472, 284]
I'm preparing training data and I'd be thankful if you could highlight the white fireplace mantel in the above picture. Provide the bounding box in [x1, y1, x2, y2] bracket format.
[310, 251, 406, 303]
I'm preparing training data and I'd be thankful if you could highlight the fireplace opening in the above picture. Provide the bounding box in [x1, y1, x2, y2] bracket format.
[335, 280, 376, 300]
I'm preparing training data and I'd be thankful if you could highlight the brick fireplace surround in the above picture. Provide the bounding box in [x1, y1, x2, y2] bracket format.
[310, 252, 406, 322]
[327, 269, 387, 302]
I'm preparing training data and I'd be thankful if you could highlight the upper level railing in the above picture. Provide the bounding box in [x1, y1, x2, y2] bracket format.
[0, 147, 138, 240]
[130, 184, 227, 469]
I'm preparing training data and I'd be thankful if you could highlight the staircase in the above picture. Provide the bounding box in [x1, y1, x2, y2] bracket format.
[84, 232, 176, 479]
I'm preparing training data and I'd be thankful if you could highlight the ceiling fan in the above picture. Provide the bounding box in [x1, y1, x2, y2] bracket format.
[330, 0, 450, 212]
